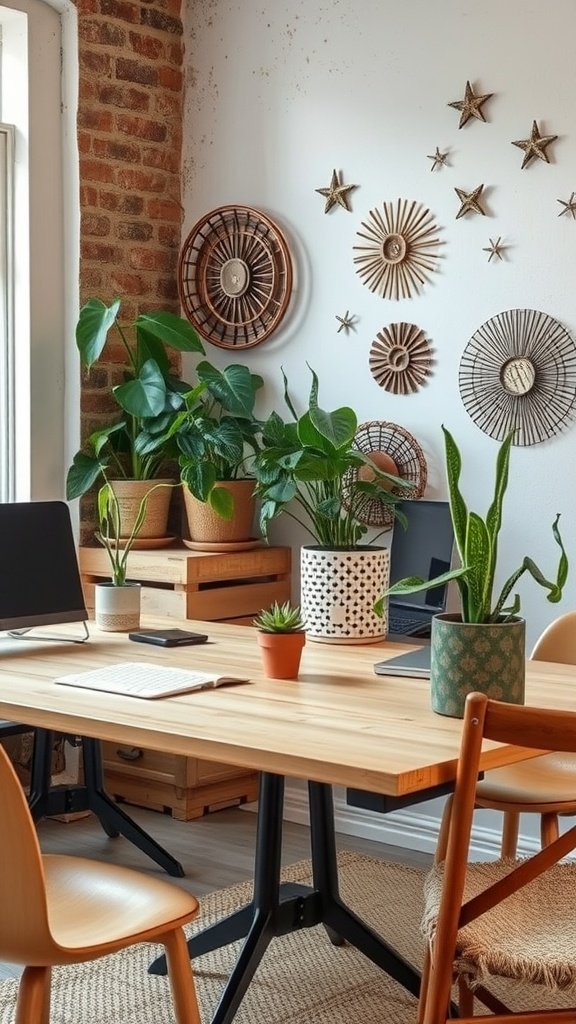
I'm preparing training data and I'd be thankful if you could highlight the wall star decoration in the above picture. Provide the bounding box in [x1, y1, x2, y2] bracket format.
[448, 81, 493, 128]
[459, 308, 576, 445]
[454, 184, 486, 219]
[335, 311, 356, 334]
[369, 322, 432, 394]
[511, 120, 558, 169]
[353, 199, 443, 300]
[557, 192, 576, 218]
[315, 169, 358, 213]
[482, 237, 506, 262]
[427, 147, 449, 171]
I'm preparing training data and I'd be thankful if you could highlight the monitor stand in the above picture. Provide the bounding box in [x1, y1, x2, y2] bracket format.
[8, 622, 90, 644]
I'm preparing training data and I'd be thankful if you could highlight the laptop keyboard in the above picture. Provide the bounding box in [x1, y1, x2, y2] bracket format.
[388, 614, 426, 635]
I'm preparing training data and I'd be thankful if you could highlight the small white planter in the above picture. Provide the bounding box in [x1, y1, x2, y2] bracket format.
[94, 582, 141, 632]
[300, 545, 389, 644]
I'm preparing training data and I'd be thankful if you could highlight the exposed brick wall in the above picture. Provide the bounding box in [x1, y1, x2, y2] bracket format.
[75, 0, 185, 540]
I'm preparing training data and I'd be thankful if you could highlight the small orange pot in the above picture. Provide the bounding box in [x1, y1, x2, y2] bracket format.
[257, 631, 306, 680]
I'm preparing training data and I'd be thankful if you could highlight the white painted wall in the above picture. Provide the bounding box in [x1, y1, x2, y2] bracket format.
[182, 0, 576, 854]
[181, 0, 575, 654]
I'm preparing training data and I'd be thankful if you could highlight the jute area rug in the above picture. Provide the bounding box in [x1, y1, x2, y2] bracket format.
[0, 851, 574, 1023]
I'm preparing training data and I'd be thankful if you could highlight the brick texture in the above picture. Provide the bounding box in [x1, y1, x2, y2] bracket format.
[75, 0, 185, 540]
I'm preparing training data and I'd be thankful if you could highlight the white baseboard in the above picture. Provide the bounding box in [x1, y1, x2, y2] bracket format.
[243, 779, 545, 861]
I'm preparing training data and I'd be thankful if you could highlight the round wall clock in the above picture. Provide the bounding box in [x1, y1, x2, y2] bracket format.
[459, 308, 576, 445]
[178, 206, 293, 349]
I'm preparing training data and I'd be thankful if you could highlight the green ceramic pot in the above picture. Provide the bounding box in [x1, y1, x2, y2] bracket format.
[430, 613, 526, 719]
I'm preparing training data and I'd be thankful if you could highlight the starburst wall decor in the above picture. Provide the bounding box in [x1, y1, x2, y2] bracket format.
[353, 200, 443, 300]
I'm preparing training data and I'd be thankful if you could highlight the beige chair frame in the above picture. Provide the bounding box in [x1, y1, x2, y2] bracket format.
[0, 742, 201, 1024]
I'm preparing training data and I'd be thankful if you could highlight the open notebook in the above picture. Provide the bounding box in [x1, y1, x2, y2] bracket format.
[55, 662, 250, 700]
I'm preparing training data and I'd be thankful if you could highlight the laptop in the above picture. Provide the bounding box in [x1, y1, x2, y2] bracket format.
[386, 499, 454, 639]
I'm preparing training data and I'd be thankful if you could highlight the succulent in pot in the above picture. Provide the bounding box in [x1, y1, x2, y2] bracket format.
[253, 601, 306, 633]
[253, 601, 306, 680]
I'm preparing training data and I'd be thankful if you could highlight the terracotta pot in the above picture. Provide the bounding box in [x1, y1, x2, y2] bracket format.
[183, 480, 256, 544]
[109, 479, 173, 540]
[257, 631, 306, 680]
[300, 545, 389, 644]
[430, 612, 526, 719]
[94, 581, 141, 632]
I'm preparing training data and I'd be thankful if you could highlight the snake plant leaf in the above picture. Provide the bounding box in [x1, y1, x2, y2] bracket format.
[441, 426, 468, 563]
[463, 511, 492, 622]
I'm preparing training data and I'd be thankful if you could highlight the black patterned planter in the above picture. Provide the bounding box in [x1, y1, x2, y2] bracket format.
[300, 545, 389, 645]
[430, 613, 526, 718]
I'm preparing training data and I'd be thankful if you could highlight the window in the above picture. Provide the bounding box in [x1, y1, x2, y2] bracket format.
[0, 120, 14, 500]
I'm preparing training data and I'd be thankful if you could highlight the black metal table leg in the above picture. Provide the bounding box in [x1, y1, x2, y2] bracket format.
[28, 730, 184, 877]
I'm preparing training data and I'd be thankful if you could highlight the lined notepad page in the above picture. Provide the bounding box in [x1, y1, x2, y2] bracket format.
[55, 663, 249, 699]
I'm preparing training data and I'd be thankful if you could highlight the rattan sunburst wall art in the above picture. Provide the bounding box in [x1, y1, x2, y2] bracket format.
[369, 322, 432, 394]
[178, 205, 293, 349]
[342, 421, 428, 530]
[459, 308, 576, 445]
[353, 199, 443, 300]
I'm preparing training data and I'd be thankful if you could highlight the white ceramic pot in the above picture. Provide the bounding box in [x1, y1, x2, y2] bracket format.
[300, 545, 389, 644]
[94, 581, 141, 632]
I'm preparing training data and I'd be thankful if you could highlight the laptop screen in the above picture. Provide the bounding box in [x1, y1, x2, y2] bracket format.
[0, 501, 87, 630]
[389, 499, 454, 614]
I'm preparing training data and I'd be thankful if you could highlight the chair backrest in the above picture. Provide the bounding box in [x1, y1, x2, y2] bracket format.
[0, 743, 54, 962]
[530, 610, 576, 664]
[426, 691, 576, 1021]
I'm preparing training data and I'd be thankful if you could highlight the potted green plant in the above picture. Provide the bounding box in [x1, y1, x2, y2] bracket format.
[253, 367, 408, 643]
[93, 481, 171, 631]
[165, 360, 264, 546]
[253, 600, 306, 679]
[66, 297, 204, 540]
[376, 426, 568, 717]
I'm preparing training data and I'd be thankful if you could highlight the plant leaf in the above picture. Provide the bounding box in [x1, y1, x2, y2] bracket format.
[76, 298, 120, 369]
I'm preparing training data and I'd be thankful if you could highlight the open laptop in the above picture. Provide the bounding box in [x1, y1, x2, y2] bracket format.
[386, 499, 454, 639]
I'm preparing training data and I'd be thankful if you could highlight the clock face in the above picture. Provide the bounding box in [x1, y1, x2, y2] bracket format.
[501, 357, 536, 395]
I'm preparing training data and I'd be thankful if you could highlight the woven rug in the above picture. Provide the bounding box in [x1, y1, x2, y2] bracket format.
[0, 851, 574, 1023]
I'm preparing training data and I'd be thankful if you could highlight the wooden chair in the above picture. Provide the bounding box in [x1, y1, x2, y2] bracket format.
[474, 610, 576, 856]
[418, 691, 576, 1024]
[0, 742, 201, 1024]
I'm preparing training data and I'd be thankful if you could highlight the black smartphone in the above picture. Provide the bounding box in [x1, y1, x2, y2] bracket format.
[128, 628, 209, 647]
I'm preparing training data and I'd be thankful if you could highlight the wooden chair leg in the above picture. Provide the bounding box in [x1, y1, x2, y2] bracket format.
[541, 811, 559, 848]
[417, 945, 432, 1024]
[501, 810, 520, 858]
[162, 928, 201, 1024]
[15, 966, 50, 1024]
[436, 795, 453, 863]
[458, 974, 474, 1016]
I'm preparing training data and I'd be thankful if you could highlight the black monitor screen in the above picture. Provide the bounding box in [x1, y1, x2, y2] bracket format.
[389, 499, 455, 613]
[0, 501, 87, 630]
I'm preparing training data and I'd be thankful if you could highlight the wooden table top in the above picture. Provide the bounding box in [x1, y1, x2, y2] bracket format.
[0, 619, 573, 798]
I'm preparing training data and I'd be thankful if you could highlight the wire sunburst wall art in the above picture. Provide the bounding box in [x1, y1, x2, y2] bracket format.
[369, 322, 433, 394]
[459, 308, 576, 446]
[353, 200, 443, 300]
[178, 205, 293, 349]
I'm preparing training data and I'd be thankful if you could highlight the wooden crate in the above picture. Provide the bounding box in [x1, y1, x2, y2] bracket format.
[101, 742, 260, 820]
[79, 545, 291, 623]
[79, 544, 289, 818]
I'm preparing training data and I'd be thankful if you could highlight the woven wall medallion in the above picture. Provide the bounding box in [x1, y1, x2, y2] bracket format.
[178, 206, 293, 349]
[369, 322, 432, 394]
[342, 421, 428, 530]
[459, 308, 576, 445]
[353, 199, 442, 300]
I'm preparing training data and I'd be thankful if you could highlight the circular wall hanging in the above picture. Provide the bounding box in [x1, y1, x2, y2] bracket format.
[369, 322, 433, 394]
[353, 199, 443, 300]
[459, 308, 576, 445]
[342, 421, 428, 530]
[178, 205, 293, 349]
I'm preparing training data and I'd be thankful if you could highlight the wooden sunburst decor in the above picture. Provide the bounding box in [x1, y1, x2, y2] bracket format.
[353, 200, 443, 300]
[369, 322, 432, 394]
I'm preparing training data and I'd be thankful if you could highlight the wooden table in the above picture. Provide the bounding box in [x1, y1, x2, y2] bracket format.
[0, 620, 572, 1023]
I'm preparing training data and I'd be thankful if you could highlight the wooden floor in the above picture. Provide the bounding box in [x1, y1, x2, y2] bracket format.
[0, 802, 432, 982]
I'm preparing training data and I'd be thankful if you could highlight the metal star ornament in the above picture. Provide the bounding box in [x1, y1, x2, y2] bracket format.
[315, 169, 358, 213]
[335, 310, 356, 334]
[448, 81, 493, 129]
[482, 237, 506, 262]
[557, 192, 576, 218]
[454, 184, 486, 219]
[427, 147, 449, 171]
[511, 120, 558, 169]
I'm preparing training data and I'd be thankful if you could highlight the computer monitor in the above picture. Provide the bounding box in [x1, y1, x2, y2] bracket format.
[0, 501, 88, 632]
[387, 499, 455, 637]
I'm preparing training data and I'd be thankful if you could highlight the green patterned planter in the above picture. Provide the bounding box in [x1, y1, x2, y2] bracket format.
[430, 613, 526, 719]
